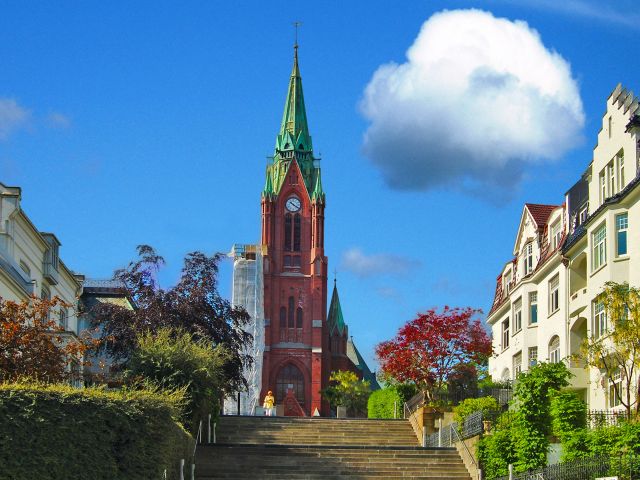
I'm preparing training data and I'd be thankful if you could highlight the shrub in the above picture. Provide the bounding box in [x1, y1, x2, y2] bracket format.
[453, 396, 500, 425]
[368, 388, 402, 418]
[125, 328, 232, 432]
[550, 391, 587, 441]
[478, 412, 519, 479]
[0, 381, 193, 480]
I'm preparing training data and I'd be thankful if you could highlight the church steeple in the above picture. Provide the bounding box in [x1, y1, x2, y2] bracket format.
[276, 45, 312, 154]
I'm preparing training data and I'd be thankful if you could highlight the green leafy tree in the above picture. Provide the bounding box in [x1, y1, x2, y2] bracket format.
[512, 362, 571, 471]
[453, 396, 500, 425]
[581, 282, 640, 419]
[125, 327, 234, 432]
[321, 370, 371, 416]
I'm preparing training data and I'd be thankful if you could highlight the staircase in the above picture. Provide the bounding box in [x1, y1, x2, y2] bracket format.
[195, 416, 473, 479]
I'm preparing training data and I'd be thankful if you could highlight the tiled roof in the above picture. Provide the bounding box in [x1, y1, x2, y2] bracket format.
[525, 203, 559, 227]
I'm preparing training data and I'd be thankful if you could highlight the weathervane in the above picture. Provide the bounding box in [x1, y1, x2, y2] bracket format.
[293, 21, 302, 48]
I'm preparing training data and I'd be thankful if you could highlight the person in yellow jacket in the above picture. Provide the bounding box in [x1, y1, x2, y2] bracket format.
[263, 391, 275, 416]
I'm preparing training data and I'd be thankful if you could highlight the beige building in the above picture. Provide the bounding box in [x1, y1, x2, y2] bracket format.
[488, 84, 640, 411]
[0, 182, 83, 334]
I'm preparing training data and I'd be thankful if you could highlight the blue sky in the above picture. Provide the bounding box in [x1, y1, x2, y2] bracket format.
[1, 1, 639, 371]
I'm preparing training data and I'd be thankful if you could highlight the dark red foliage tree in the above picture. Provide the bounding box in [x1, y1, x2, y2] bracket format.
[89, 245, 251, 391]
[375, 306, 491, 403]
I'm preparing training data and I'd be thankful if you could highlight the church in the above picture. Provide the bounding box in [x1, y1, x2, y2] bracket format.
[228, 44, 378, 417]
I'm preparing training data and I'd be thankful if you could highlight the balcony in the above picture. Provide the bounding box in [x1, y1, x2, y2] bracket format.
[43, 261, 59, 285]
[568, 358, 589, 390]
[569, 287, 588, 323]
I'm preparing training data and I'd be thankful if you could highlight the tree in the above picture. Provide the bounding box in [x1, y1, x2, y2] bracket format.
[580, 281, 640, 419]
[0, 296, 91, 382]
[321, 370, 371, 416]
[375, 306, 491, 404]
[90, 245, 251, 392]
[125, 327, 232, 432]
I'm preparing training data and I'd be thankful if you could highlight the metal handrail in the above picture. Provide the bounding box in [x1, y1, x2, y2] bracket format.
[451, 423, 478, 470]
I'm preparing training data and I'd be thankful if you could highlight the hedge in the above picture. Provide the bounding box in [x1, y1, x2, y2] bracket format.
[0, 382, 194, 480]
[368, 388, 403, 419]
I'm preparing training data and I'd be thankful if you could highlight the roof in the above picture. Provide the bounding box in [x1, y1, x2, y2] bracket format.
[346, 337, 380, 390]
[327, 282, 346, 336]
[525, 203, 558, 227]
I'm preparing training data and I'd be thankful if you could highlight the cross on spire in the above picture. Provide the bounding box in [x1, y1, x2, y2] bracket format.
[293, 21, 302, 49]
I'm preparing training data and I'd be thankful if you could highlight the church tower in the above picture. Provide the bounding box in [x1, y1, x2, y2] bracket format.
[260, 44, 329, 416]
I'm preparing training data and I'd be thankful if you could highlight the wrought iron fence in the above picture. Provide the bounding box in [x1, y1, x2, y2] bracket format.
[587, 409, 626, 428]
[424, 411, 486, 448]
[493, 454, 640, 480]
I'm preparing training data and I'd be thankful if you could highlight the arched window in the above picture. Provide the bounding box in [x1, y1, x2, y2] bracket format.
[296, 307, 303, 328]
[293, 214, 301, 251]
[276, 364, 305, 407]
[279, 307, 286, 328]
[284, 214, 292, 251]
[288, 297, 295, 328]
[549, 336, 560, 363]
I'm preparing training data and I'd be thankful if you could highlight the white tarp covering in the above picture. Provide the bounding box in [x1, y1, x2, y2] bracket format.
[223, 244, 265, 415]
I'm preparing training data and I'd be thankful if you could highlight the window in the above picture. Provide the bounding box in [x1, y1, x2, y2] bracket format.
[501, 319, 510, 350]
[288, 296, 295, 328]
[284, 213, 301, 252]
[608, 115, 612, 138]
[579, 204, 588, 224]
[616, 213, 628, 256]
[599, 171, 606, 205]
[523, 243, 533, 275]
[551, 221, 562, 250]
[296, 307, 303, 328]
[594, 301, 607, 338]
[503, 272, 512, 295]
[59, 308, 68, 330]
[608, 161, 616, 197]
[279, 307, 287, 328]
[513, 298, 522, 333]
[592, 224, 607, 270]
[528, 347, 538, 367]
[275, 364, 305, 407]
[529, 292, 538, 324]
[549, 275, 560, 314]
[549, 336, 560, 364]
[19, 260, 31, 278]
[513, 352, 522, 379]
[609, 370, 623, 408]
[618, 151, 625, 191]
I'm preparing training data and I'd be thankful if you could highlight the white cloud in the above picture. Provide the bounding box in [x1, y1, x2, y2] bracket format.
[360, 9, 584, 199]
[0, 98, 30, 140]
[46, 112, 72, 129]
[341, 247, 417, 277]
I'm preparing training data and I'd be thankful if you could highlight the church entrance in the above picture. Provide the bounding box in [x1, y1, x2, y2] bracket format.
[276, 364, 305, 412]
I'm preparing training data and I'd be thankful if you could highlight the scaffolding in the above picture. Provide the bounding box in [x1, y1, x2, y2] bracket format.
[223, 244, 266, 415]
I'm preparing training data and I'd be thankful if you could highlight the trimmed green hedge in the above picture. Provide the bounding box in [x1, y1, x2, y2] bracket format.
[0, 382, 194, 480]
[368, 388, 403, 419]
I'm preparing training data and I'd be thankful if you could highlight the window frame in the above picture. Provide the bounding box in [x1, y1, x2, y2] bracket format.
[549, 275, 560, 315]
[594, 300, 607, 338]
[528, 346, 538, 367]
[512, 298, 522, 334]
[529, 291, 538, 325]
[592, 223, 607, 271]
[501, 318, 510, 351]
[513, 351, 522, 379]
[615, 213, 628, 257]
[548, 336, 560, 364]
[523, 242, 533, 275]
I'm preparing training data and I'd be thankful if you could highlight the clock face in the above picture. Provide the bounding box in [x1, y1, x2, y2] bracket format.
[285, 196, 301, 212]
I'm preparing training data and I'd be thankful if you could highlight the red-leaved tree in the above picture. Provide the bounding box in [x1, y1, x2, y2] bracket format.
[376, 306, 492, 403]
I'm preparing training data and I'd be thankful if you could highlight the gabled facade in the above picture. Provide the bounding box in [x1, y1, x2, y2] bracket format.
[0, 182, 83, 336]
[487, 84, 640, 410]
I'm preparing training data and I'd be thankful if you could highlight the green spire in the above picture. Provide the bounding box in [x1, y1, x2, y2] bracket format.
[327, 281, 346, 336]
[262, 167, 274, 197]
[311, 168, 324, 201]
[276, 45, 312, 153]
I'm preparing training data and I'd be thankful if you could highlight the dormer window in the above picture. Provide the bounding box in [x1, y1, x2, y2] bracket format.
[503, 271, 512, 295]
[523, 243, 533, 275]
[551, 221, 562, 250]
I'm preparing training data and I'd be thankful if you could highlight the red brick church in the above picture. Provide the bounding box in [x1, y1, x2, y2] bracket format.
[255, 45, 377, 416]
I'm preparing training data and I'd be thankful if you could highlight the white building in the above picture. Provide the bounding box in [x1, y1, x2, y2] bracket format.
[0, 182, 83, 334]
[488, 84, 640, 411]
